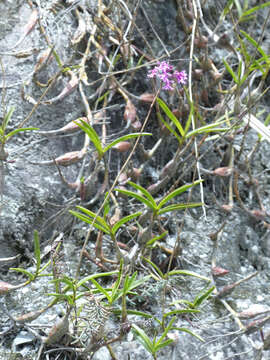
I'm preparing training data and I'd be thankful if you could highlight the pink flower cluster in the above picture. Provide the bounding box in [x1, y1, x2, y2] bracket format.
[148, 61, 187, 91]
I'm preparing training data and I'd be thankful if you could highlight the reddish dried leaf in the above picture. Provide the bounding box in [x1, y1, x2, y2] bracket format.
[0, 281, 16, 295]
[124, 100, 136, 124]
[140, 93, 155, 103]
[213, 167, 233, 177]
[55, 149, 86, 166]
[113, 141, 131, 152]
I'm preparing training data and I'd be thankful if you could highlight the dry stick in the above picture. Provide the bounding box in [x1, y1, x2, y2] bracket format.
[75, 91, 159, 280]
[189, 0, 206, 218]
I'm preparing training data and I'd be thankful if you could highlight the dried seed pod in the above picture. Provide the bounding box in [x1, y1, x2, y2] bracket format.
[213, 167, 233, 177]
[245, 315, 270, 335]
[45, 311, 70, 345]
[238, 304, 270, 320]
[251, 209, 267, 221]
[221, 204, 233, 212]
[0, 281, 16, 295]
[11, 8, 38, 50]
[38, 117, 88, 136]
[34, 47, 53, 73]
[109, 207, 121, 227]
[212, 266, 229, 277]
[71, 9, 86, 45]
[131, 120, 142, 130]
[129, 167, 142, 180]
[216, 284, 236, 298]
[124, 99, 136, 125]
[54, 149, 86, 166]
[43, 72, 79, 105]
[210, 70, 223, 82]
[140, 93, 155, 103]
[193, 69, 203, 80]
[117, 172, 128, 185]
[15, 309, 44, 324]
[112, 141, 131, 152]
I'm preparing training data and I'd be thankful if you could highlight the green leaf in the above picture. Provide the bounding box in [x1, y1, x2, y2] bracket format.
[77, 271, 118, 288]
[143, 257, 164, 279]
[174, 327, 204, 342]
[157, 111, 182, 143]
[103, 133, 152, 153]
[110, 259, 123, 303]
[114, 188, 156, 210]
[220, 0, 234, 20]
[223, 59, 239, 84]
[163, 309, 200, 318]
[33, 230, 41, 275]
[193, 285, 215, 308]
[146, 231, 168, 247]
[156, 316, 176, 346]
[157, 98, 185, 137]
[157, 180, 202, 209]
[124, 310, 153, 318]
[47, 293, 74, 304]
[127, 181, 157, 208]
[5, 127, 39, 141]
[186, 119, 229, 138]
[10, 268, 34, 281]
[242, 1, 270, 17]
[154, 339, 174, 352]
[90, 278, 111, 302]
[112, 211, 142, 235]
[1, 107, 15, 132]
[69, 210, 110, 234]
[75, 119, 103, 157]
[168, 269, 211, 282]
[73, 206, 110, 231]
[240, 30, 270, 65]
[132, 324, 155, 354]
[157, 202, 203, 215]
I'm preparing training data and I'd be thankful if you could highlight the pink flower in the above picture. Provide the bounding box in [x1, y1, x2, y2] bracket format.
[173, 70, 187, 84]
[148, 61, 187, 91]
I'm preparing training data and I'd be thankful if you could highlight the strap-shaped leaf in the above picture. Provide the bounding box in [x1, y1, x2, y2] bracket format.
[132, 324, 154, 354]
[115, 188, 156, 210]
[157, 180, 202, 209]
[242, 1, 270, 17]
[69, 210, 110, 234]
[112, 211, 142, 235]
[240, 30, 270, 65]
[33, 230, 41, 274]
[163, 309, 200, 318]
[157, 202, 203, 215]
[10, 268, 34, 281]
[75, 206, 110, 231]
[168, 269, 211, 282]
[223, 59, 239, 84]
[173, 327, 205, 342]
[75, 119, 103, 157]
[127, 181, 157, 208]
[157, 98, 185, 137]
[157, 111, 182, 143]
[77, 271, 118, 288]
[5, 127, 38, 141]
